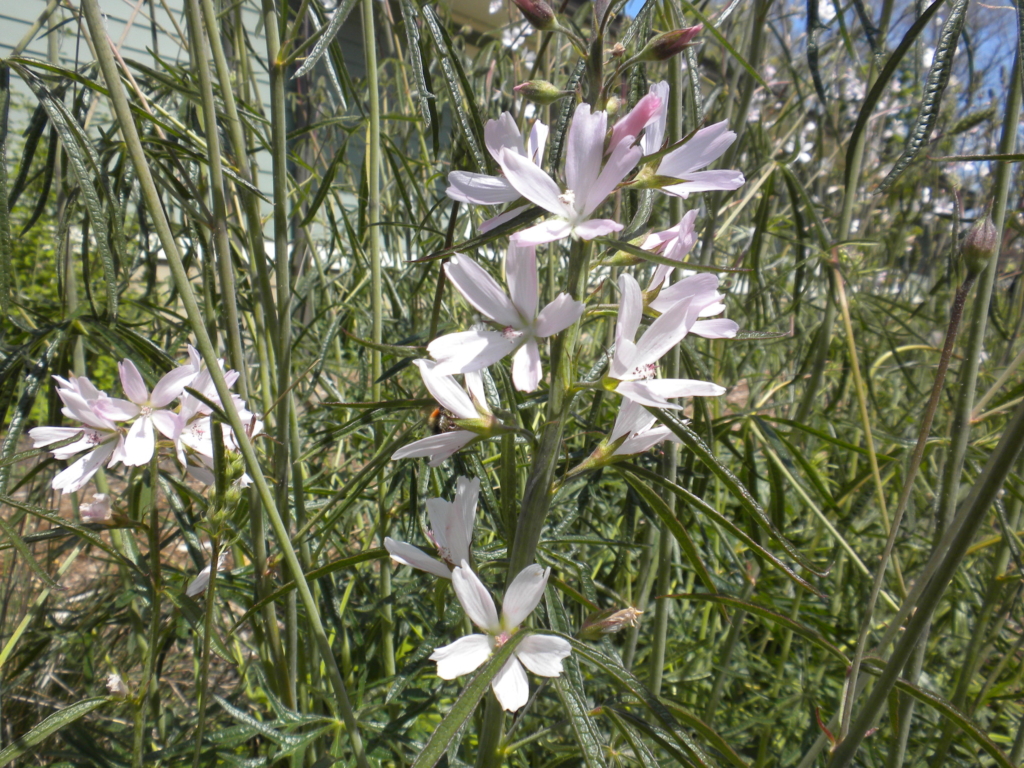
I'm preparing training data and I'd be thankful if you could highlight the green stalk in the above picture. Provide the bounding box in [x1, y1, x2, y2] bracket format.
[191, 539, 219, 768]
[132, 454, 162, 768]
[78, 4, 368, 763]
[361, 0, 394, 682]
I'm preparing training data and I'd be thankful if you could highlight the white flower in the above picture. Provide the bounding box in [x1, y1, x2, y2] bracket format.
[654, 120, 745, 199]
[641, 210, 699, 293]
[648, 273, 739, 340]
[609, 400, 682, 456]
[93, 359, 196, 467]
[384, 476, 479, 579]
[608, 86, 665, 156]
[427, 244, 584, 391]
[430, 562, 572, 712]
[29, 375, 127, 494]
[392, 361, 495, 467]
[186, 552, 227, 598]
[499, 103, 642, 245]
[639, 81, 670, 156]
[81, 493, 112, 522]
[605, 274, 725, 409]
[106, 673, 129, 698]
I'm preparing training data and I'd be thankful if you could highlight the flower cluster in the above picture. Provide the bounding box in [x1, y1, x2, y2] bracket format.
[387, 87, 744, 712]
[29, 346, 260, 495]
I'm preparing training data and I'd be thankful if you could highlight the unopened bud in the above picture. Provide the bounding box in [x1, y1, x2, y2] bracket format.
[514, 80, 573, 105]
[511, 0, 556, 30]
[636, 25, 703, 62]
[604, 95, 621, 118]
[107, 673, 129, 698]
[579, 606, 643, 640]
[963, 215, 998, 274]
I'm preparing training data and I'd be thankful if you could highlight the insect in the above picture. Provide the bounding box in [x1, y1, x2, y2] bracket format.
[427, 406, 459, 435]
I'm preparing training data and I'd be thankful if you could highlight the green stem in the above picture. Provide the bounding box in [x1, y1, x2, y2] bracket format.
[132, 454, 162, 768]
[191, 538, 219, 768]
[78, 3, 368, 764]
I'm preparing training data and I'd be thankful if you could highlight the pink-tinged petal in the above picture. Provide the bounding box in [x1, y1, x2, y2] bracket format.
[150, 409, 183, 440]
[414, 359, 478, 419]
[186, 565, 212, 597]
[430, 634, 494, 679]
[454, 476, 480, 558]
[501, 564, 549, 630]
[426, 497, 456, 555]
[484, 112, 526, 160]
[52, 441, 117, 494]
[516, 634, 572, 677]
[452, 561, 501, 633]
[119, 359, 149, 405]
[59, 390, 118, 430]
[506, 242, 538, 320]
[646, 210, 699, 291]
[648, 273, 721, 314]
[384, 538, 452, 579]
[615, 425, 680, 456]
[391, 431, 476, 466]
[610, 400, 657, 443]
[609, 92, 661, 155]
[616, 274, 643, 348]
[634, 297, 702, 369]
[122, 416, 155, 467]
[698, 300, 726, 318]
[609, 339, 639, 381]
[150, 365, 197, 408]
[446, 255, 520, 327]
[480, 204, 531, 234]
[510, 219, 573, 246]
[92, 397, 141, 422]
[661, 170, 746, 198]
[428, 330, 518, 380]
[640, 81, 670, 155]
[690, 318, 739, 339]
[511, 341, 542, 393]
[572, 218, 624, 240]
[491, 657, 529, 712]
[657, 120, 736, 176]
[564, 104, 606, 197]
[535, 294, 585, 337]
[527, 121, 549, 164]
[29, 426, 88, 450]
[581, 140, 642, 218]
[108, 435, 128, 467]
[75, 376, 104, 401]
[446, 172, 519, 206]
[464, 371, 491, 415]
[614, 380, 680, 409]
[640, 378, 726, 400]
[187, 345, 202, 371]
[498, 149, 566, 216]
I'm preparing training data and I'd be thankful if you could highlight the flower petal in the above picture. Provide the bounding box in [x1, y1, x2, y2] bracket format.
[516, 634, 572, 677]
[661, 170, 745, 198]
[648, 273, 721, 314]
[414, 359, 478, 419]
[119, 360, 149, 405]
[186, 565, 212, 597]
[430, 634, 494, 679]
[616, 425, 681, 456]
[535, 293, 585, 337]
[690, 318, 739, 339]
[51, 440, 117, 493]
[91, 397, 141, 422]
[122, 416, 155, 467]
[610, 399, 657, 443]
[527, 120, 548, 164]
[446, 254, 520, 327]
[446, 172, 520, 206]
[639, 378, 726, 400]
[572, 218, 624, 240]
[506, 242, 538, 321]
[484, 112, 526, 160]
[391, 431, 476, 466]
[511, 219, 573, 246]
[464, 370, 491, 415]
[491, 656, 529, 712]
[501, 564, 550, 630]
[614, 380, 679, 409]
[452, 561, 501, 633]
[564, 104, 606, 199]
[150, 409, 183, 440]
[384, 538, 452, 579]
[498, 148, 566, 216]
[640, 81, 670, 156]
[581, 139, 642, 218]
[59, 390, 119, 430]
[609, 91, 661, 155]
[511, 341, 542, 393]
[150, 365, 197, 408]
[615, 273, 643, 348]
[480, 204, 531, 234]
[633, 296, 702, 369]
[453, 476, 480, 561]
[657, 120, 736, 176]
[428, 330, 518, 379]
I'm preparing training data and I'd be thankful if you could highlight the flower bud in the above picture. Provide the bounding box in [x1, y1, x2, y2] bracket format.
[963, 214, 998, 275]
[604, 95, 621, 118]
[514, 80, 573, 105]
[81, 493, 112, 523]
[579, 606, 643, 640]
[107, 673, 129, 698]
[636, 25, 703, 62]
[511, 0, 556, 30]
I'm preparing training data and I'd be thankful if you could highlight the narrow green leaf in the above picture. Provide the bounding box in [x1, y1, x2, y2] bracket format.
[0, 65, 11, 313]
[599, 237, 751, 274]
[554, 679, 606, 768]
[293, 0, 361, 79]
[410, 631, 527, 768]
[675, 0, 768, 89]
[0, 697, 108, 767]
[400, 0, 434, 128]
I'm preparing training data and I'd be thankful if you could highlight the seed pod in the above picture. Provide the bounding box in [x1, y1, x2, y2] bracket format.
[511, 0, 556, 30]
[635, 25, 703, 62]
[963, 214, 998, 275]
[514, 80, 574, 105]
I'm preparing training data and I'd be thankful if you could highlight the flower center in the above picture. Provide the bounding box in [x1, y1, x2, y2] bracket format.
[86, 430, 102, 446]
[140, 405, 153, 418]
[629, 362, 658, 381]
[557, 190, 576, 209]
[493, 631, 513, 648]
[502, 326, 523, 341]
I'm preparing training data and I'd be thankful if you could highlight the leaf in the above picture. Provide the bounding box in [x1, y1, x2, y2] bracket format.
[598, 237, 751, 274]
[879, 0, 969, 191]
[293, 0, 361, 79]
[643, 409, 828, 579]
[601, 708, 662, 767]
[0, 697, 109, 767]
[661, 593, 849, 665]
[400, 0, 434, 128]
[675, 0, 768, 89]
[410, 631, 527, 768]
[0, 65, 11, 313]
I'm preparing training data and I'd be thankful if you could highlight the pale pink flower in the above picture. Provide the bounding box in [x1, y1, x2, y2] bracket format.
[608, 87, 665, 155]
[430, 562, 572, 712]
[427, 245, 584, 391]
[605, 274, 725, 408]
[385, 476, 479, 579]
[639, 81, 670, 156]
[641, 210, 699, 293]
[392, 361, 494, 466]
[648, 272, 739, 339]
[655, 120, 745, 198]
[186, 551, 227, 598]
[609, 400, 682, 456]
[499, 103, 642, 245]
[81, 493, 112, 522]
